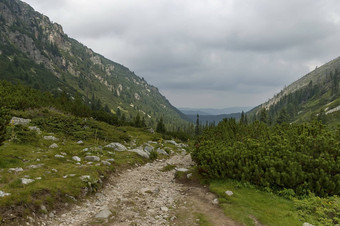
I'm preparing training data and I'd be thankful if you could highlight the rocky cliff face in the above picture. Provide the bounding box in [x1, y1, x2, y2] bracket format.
[0, 0, 187, 127]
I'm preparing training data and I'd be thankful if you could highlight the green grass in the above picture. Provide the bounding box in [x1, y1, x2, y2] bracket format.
[209, 180, 301, 226]
[194, 213, 214, 226]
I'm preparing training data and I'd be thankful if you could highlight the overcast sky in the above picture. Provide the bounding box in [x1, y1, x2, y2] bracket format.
[23, 0, 340, 109]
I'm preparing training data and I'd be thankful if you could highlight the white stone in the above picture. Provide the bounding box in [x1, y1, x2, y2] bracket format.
[303, 223, 313, 226]
[187, 173, 192, 179]
[84, 156, 100, 162]
[105, 142, 127, 151]
[101, 161, 111, 166]
[49, 143, 59, 148]
[129, 148, 150, 158]
[225, 190, 233, 196]
[72, 156, 81, 162]
[54, 154, 64, 158]
[157, 148, 168, 155]
[82, 148, 89, 152]
[106, 159, 115, 162]
[8, 167, 23, 173]
[28, 126, 41, 134]
[43, 136, 58, 141]
[10, 117, 31, 126]
[21, 178, 35, 185]
[212, 198, 219, 205]
[160, 207, 169, 212]
[95, 209, 112, 219]
[0, 190, 11, 197]
[176, 168, 189, 173]
[77, 140, 84, 144]
[144, 145, 154, 153]
[80, 175, 91, 181]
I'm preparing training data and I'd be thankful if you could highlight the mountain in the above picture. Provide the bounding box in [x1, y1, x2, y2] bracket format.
[179, 107, 253, 115]
[0, 0, 188, 129]
[248, 56, 340, 128]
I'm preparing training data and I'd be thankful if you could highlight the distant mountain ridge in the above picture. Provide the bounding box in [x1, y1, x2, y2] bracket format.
[179, 106, 253, 115]
[0, 0, 188, 128]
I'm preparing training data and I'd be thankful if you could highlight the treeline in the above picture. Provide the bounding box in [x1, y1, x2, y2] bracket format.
[192, 118, 340, 197]
[0, 80, 119, 125]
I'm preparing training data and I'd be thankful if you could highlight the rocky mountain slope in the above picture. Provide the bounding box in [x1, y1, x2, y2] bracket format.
[0, 0, 188, 129]
[248, 56, 340, 127]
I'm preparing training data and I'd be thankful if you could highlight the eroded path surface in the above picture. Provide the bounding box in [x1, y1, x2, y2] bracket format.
[44, 154, 238, 226]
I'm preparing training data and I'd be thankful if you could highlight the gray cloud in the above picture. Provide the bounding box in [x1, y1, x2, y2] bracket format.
[24, 0, 340, 108]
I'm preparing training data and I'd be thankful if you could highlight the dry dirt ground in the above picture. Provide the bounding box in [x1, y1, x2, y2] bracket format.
[39, 154, 238, 226]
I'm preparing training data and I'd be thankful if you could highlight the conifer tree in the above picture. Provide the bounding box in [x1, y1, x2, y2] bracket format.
[0, 107, 9, 146]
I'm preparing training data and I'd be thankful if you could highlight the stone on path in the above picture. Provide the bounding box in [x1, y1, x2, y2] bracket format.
[212, 198, 219, 205]
[160, 207, 169, 212]
[95, 209, 112, 219]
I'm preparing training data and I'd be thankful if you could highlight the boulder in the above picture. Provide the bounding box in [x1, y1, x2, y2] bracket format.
[21, 178, 34, 185]
[101, 160, 111, 166]
[166, 140, 178, 146]
[144, 145, 154, 153]
[44, 136, 58, 141]
[72, 156, 81, 162]
[156, 148, 168, 155]
[28, 126, 41, 134]
[105, 142, 127, 151]
[10, 117, 31, 126]
[49, 143, 59, 148]
[84, 156, 100, 162]
[129, 148, 150, 159]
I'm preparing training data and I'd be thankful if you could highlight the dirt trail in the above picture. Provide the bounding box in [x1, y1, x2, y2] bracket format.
[42, 154, 238, 226]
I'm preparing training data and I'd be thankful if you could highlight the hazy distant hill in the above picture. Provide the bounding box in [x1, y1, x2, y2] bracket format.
[248, 56, 340, 128]
[0, 0, 188, 129]
[179, 107, 252, 115]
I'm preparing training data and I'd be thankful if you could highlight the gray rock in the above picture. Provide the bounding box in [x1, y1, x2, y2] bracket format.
[166, 140, 178, 146]
[303, 223, 313, 226]
[147, 128, 155, 134]
[95, 209, 112, 219]
[80, 175, 91, 182]
[160, 207, 169, 212]
[84, 156, 100, 162]
[40, 205, 47, 212]
[212, 198, 219, 205]
[8, 167, 24, 173]
[176, 168, 189, 173]
[187, 173, 193, 179]
[225, 190, 233, 196]
[82, 148, 89, 152]
[51, 169, 58, 173]
[49, 143, 59, 149]
[21, 178, 34, 185]
[156, 148, 168, 155]
[72, 156, 81, 162]
[144, 145, 154, 153]
[106, 159, 115, 162]
[54, 154, 64, 158]
[0, 190, 11, 197]
[10, 117, 31, 126]
[101, 161, 111, 166]
[44, 136, 58, 141]
[105, 142, 127, 151]
[28, 164, 44, 169]
[77, 140, 84, 144]
[129, 148, 150, 158]
[48, 212, 54, 218]
[28, 126, 41, 134]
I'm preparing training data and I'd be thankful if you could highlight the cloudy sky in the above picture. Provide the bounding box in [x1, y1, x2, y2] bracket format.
[23, 0, 340, 109]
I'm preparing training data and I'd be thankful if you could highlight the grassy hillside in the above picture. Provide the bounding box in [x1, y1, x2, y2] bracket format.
[248, 57, 340, 127]
[0, 0, 188, 130]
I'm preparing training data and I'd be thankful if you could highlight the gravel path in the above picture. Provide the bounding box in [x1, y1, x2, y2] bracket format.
[42, 154, 237, 226]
